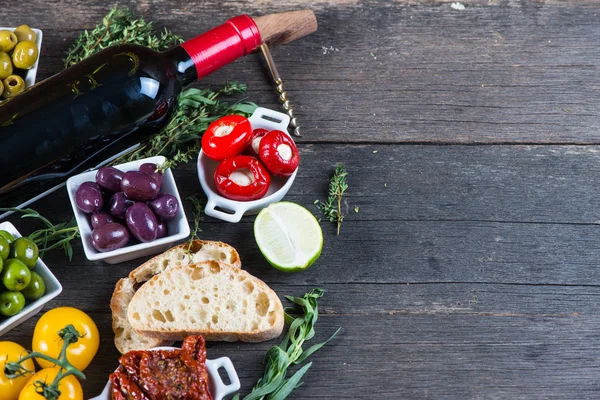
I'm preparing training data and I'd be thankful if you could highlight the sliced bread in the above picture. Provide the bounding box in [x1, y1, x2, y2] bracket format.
[129, 240, 241, 283]
[127, 261, 284, 342]
[111, 240, 241, 354]
[111, 278, 174, 354]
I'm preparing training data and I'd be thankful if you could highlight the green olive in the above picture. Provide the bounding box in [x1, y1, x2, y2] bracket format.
[0, 231, 14, 246]
[11, 237, 38, 269]
[11, 41, 38, 70]
[0, 30, 17, 53]
[0, 52, 13, 80]
[0, 79, 3, 98]
[13, 25, 36, 43]
[2, 75, 25, 99]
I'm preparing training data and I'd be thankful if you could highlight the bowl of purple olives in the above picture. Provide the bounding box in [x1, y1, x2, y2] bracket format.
[66, 156, 190, 264]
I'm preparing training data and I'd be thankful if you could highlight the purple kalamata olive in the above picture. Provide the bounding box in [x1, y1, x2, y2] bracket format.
[120, 171, 160, 201]
[148, 194, 179, 221]
[139, 163, 163, 188]
[109, 192, 133, 219]
[90, 212, 115, 229]
[156, 221, 168, 239]
[96, 166, 124, 193]
[126, 203, 158, 242]
[91, 222, 130, 252]
[75, 181, 103, 214]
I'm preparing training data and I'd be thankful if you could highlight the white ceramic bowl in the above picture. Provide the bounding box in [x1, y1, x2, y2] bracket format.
[198, 107, 298, 223]
[0, 27, 43, 102]
[90, 348, 240, 400]
[66, 156, 190, 264]
[0, 221, 62, 336]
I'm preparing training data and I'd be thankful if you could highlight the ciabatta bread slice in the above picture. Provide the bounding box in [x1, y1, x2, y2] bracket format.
[111, 240, 241, 354]
[127, 262, 284, 342]
[111, 278, 174, 354]
[129, 240, 241, 283]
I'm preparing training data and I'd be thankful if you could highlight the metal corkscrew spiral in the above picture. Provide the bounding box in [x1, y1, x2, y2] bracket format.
[260, 43, 301, 137]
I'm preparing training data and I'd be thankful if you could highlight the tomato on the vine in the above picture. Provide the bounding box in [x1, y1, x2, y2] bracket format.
[32, 307, 99, 371]
[18, 368, 82, 400]
[201, 115, 252, 160]
[0, 341, 35, 400]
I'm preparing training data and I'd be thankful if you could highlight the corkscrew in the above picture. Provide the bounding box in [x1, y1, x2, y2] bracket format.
[260, 43, 301, 137]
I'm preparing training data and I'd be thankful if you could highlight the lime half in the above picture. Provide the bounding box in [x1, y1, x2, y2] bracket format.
[254, 202, 323, 272]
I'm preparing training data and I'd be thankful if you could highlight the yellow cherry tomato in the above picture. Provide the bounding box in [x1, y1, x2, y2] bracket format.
[18, 367, 82, 400]
[0, 342, 35, 400]
[32, 307, 99, 371]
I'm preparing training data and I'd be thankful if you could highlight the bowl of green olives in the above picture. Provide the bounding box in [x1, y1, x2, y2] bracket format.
[0, 221, 62, 336]
[0, 25, 42, 101]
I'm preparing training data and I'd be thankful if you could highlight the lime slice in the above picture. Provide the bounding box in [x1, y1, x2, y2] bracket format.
[254, 202, 323, 272]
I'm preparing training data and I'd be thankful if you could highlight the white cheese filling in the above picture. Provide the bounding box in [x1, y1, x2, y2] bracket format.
[277, 144, 293, 161]
[230, 168, 255, 186]
[214, 125, 234, 137]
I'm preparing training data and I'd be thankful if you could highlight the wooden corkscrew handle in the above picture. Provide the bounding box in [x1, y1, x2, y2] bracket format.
[253, 10, 318, 46]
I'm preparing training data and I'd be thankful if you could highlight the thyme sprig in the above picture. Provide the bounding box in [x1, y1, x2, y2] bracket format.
[187, 195, 204, 240]
[0, 208, 80, 261]
[5, 324, 87, 400]
[111, 84, 257, 170]
[318, 165, 348, 235]
[235, 289, 340, 400]
[64, 5, 183, 68]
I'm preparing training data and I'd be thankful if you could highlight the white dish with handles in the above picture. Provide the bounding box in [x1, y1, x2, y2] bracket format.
[0, 27, 43, 103]
[90, 347, 240, 400]
[197, 107, 298, 223]
[0, 221, 62, 336]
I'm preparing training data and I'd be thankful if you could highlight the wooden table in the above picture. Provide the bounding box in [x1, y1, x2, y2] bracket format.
[4, 1, 600, 398]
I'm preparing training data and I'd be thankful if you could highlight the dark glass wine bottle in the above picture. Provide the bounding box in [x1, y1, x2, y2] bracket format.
[0, 15, 262, 210]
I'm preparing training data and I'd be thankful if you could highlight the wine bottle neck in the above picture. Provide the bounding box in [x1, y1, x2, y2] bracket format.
[171, 15, 262, 85]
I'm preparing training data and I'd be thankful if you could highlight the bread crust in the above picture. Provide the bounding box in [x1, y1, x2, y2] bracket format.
[127, 262, 284, 343]
[129, 240, 241, 283]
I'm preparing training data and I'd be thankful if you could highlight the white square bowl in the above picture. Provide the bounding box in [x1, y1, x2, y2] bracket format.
[0, 221, 62, 336]
[0, 27, 43, 102]
[66, 156, 190, 264]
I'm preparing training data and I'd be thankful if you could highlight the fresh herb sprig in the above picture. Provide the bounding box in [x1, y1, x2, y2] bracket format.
[236, 289, 340, 400]
[64, 5, 183, 67]
[318, 164, 348, 235]
[112, 84, 257, 169]
[187, 195, 204, 241]
[0, 208, 80, 261]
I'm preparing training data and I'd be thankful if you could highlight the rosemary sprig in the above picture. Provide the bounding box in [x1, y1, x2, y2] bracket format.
[111, 84, 257, 170]
[235, 289, 340, 400]
[64, 5, 183, 68]
[0, 208, 80, 261]
[318, 165, 348, 235]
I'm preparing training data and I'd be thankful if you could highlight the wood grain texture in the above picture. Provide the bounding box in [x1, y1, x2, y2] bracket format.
[254, 9, 318, 46]
[3, 144, 600, 398]
[3, 0, 600, 399]
[6, 0, 600, 143]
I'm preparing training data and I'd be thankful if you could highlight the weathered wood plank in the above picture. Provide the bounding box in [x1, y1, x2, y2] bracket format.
[8, 144, 600, 287]
[4, 283, 599, 398]
[6, 1, 600, 143]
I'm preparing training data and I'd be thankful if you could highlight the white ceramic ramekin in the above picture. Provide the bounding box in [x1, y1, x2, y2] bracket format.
[90, 348, 240, 400]
[198, 107, 298, 223]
